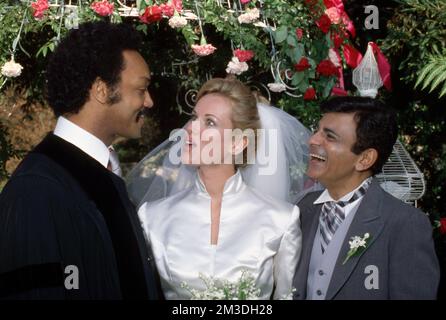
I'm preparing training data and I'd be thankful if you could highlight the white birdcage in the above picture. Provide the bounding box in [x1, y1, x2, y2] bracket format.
[353, 43, 426, 206]
[375, 140, 426, 205]
[352, 43, 383, 98]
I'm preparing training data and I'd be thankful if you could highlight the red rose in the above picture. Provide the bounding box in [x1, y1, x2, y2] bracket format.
[140, 5, 163, 24]
[304, 87, 316, 100]
[296, 28, 303, 41]
[316, 59, 338, 76]
[440, 218, 446, 235]
[316, 14, 332, 34]
[160, 3, 174, 17]
[234, 49, 255, 62]
[294, 57, 310, 72]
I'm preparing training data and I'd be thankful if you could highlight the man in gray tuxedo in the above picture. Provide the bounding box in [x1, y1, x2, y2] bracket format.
[293, 96, 440, 300]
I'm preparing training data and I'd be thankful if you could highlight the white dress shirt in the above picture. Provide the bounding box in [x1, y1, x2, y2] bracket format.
[138, 170, 302, 300]
[313, 177, 373, 218]
[53, 116, 110, 169]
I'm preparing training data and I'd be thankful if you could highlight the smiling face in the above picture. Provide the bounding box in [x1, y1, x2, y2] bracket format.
[307, 112, 366, 191]
[107, 50, 153, 139]
[181, 93, 235, 166]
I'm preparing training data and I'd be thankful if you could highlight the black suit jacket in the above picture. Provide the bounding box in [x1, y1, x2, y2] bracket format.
[0, 133, 160, 299]
[293, 180, 440, 299]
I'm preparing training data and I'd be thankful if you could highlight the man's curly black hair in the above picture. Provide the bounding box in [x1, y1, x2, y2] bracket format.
[46, 21, 142, 117]
[320, 96, 398, 175]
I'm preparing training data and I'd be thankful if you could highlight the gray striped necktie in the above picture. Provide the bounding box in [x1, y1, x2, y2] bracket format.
[319, 178, 372, 253]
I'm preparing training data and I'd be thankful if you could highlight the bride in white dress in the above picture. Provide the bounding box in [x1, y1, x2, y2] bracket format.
[128, 78, 318, 299]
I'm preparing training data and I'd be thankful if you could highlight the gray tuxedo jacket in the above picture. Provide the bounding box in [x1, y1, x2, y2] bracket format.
[292, 180, 440, 300]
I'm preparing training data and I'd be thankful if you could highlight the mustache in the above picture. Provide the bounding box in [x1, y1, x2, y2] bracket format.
[136, 108, 151, 121]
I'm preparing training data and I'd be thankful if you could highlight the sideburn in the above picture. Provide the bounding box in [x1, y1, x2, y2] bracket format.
[107, 86, 122, 105]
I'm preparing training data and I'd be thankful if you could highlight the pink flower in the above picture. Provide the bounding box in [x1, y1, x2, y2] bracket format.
[226, 57, 249, 75]
[234, 49, 254, 62]
[241, 0, 251, 4]
[140, 5, 163, 24]
[160, 3, 174, 17]
[191, 44, 217, 56]
[172, 0, 183, 12]
[325, 7, 342, 24]
[296, 28, 303, 41]
[328, 48, 341, 67]
[90, 0, 114, 17]
[304, 87, 316, 100]
[31, 0, 49, 20]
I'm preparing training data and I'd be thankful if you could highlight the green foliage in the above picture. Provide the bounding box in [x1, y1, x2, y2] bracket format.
[380, 0, 446, 84]
[415, 54, 446, 98]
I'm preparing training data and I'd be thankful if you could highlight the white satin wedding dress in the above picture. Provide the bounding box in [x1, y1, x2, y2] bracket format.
[138, 170, 302, 300]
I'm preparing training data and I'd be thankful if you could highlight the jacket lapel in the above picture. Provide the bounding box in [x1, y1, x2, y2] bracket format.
[325, 180, 385, 300]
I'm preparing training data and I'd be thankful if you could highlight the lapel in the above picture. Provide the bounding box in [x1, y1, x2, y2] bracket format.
[294, 192, 323, 298]
[325, 180, 385, 300]
[32, 133, 127, 220]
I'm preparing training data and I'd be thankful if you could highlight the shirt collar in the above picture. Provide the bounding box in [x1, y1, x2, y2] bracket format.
[53, 116, 110, 168]
[314, 177, 373, 205]
[194, 169, 245, 198]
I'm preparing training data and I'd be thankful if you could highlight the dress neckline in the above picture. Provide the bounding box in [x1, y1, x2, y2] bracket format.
[194, 169, 245, 198]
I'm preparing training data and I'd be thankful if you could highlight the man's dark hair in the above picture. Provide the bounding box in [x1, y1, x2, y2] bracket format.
[320, 96, 398, 175]
[46, 21, 142, 116]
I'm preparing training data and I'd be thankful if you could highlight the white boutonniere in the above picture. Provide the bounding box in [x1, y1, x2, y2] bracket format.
[343, 233, 372, 265]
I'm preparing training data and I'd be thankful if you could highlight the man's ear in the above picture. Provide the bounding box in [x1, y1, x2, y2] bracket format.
[355, 148, 378, 172]
[91, 77, 108, 104]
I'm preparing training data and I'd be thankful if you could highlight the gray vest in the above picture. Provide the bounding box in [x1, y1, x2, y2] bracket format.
[306, 201, 361, 300]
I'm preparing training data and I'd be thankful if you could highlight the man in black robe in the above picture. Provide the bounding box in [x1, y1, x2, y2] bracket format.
[0, 22, 160, 299]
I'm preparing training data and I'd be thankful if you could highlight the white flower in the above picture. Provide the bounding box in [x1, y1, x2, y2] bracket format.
[1, 57, 23, 78]
[328, 48, 341, 67]
[226, 57, 248, 75]
[253, 21, 275, 31]
[182, 11, 198, 20]
[181, 271, 261, 300]
[343, 232, 371, 264]
[237, 8, 260, 24]
[267, 82, 286, 92]
[168, 16, 187, 28]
